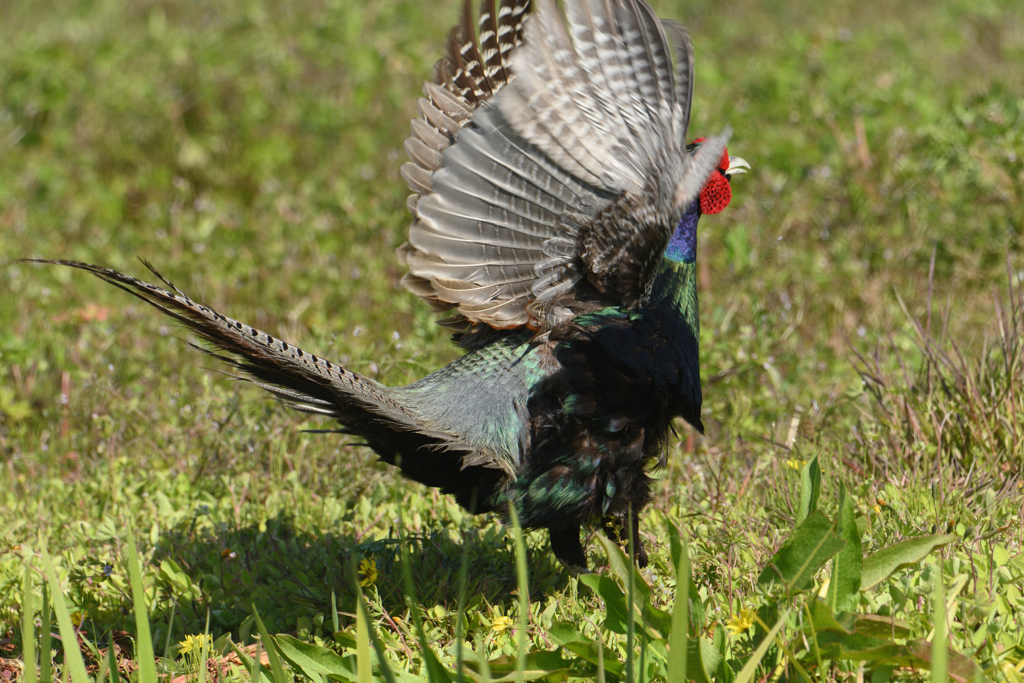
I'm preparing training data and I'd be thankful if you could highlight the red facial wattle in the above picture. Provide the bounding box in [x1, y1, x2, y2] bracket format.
[698, 147, 733, 215]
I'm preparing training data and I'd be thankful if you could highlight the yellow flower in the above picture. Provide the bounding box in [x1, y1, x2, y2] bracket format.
[491, 615, 514, 635]
[785, 458, 803, 470]
[726, 607, 756, 636]
[178, 633, 212, 657]
[358, 558, 377, 587]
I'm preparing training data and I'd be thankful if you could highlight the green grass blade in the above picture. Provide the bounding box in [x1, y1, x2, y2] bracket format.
[350, 558, 397, 683]
[667, 524, 690, 681]
[125, 530, 158, 683]
[733, 609, 790, 683]
[638, 637, 645, 683]
[40, 548, 90, 683]
[161, 598, 177, 663]
[931, 564, 948, 683]
[475, 633, 492, 683]
[395, 508, 453, 683]
[455, 510, 472, 683]
[22, 564, 38, 683]
[229, 640, 255, 678]
[356, 596, 373, 683]
[95, 637, 108, 683]
[198, 636, 208, 683]
[506, 504, 529, 683]
[331, 591, 340, 634]
[198, 610, 211, 683]
[626, 506, 635, 683]
[253, 607, 289, 683]
[254, 636, 265, 683]
[106, 635, 118, 683]
[40, 583, 51, 683]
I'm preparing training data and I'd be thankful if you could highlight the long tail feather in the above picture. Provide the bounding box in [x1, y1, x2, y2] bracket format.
[26, 259, 450, 440]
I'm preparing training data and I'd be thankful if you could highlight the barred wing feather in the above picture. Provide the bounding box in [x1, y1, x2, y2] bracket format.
[400, 0, 727, 332]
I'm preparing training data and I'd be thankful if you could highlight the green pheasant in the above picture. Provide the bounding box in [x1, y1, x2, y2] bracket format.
[35, 0, 747, 571]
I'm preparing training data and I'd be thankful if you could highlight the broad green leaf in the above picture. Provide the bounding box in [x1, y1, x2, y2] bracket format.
[275, 633, 358, 683]
[546, 622, 624, 679]
[805, 599, 852, 634]
[687, 637, 724, 683]
[827, 482, 862, 613]
[594, 534, 672, 638]
[332, 630, 358, 650]
[860, 536, 958, 591]
[811, 630, 907, 661]
[579, 574, 629, 634]
[40, 549, 91, 683]
[852, 614, 911, 640]
[806, 601, 910, 640]
[809, 633, 978, 682]
[798, 456, 821, 523]
[466, 651, 572, 682]
[667, 521, 690, 683]
[758, 510, 845, 594]
[546, 621, 585, 647]
[252, 607, 289, 683]
[596, 533, 652, 604]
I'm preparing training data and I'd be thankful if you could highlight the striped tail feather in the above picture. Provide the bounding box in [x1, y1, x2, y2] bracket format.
[26, 260, 484, 478]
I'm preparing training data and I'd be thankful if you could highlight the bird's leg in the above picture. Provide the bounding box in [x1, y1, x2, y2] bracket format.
[549, 524, 590, 574]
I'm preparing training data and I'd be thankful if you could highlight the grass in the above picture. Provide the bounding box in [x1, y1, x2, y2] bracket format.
[1, 0, 1023, 679]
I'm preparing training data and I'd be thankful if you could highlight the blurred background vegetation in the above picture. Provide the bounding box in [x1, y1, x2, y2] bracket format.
[1, 0, 1022, 675]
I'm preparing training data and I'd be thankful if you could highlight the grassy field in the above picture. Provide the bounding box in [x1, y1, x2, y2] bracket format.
[2, 0, 1023, 679]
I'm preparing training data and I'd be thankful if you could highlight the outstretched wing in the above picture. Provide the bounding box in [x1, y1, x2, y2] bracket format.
[399, 0, 727, 333]
[398, 0, 532, 305]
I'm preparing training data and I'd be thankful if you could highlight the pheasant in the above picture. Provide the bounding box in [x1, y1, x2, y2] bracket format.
[33, 0, 747, 571]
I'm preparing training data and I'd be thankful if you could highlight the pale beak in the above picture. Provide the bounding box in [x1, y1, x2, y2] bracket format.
[726, 156, 750, 177]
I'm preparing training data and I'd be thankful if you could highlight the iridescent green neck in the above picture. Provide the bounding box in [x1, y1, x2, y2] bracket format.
[649, 259, 699, 337]
[649, 255, 703, 431]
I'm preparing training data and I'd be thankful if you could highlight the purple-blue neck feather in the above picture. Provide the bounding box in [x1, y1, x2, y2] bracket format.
[664, 200, 700, 263]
